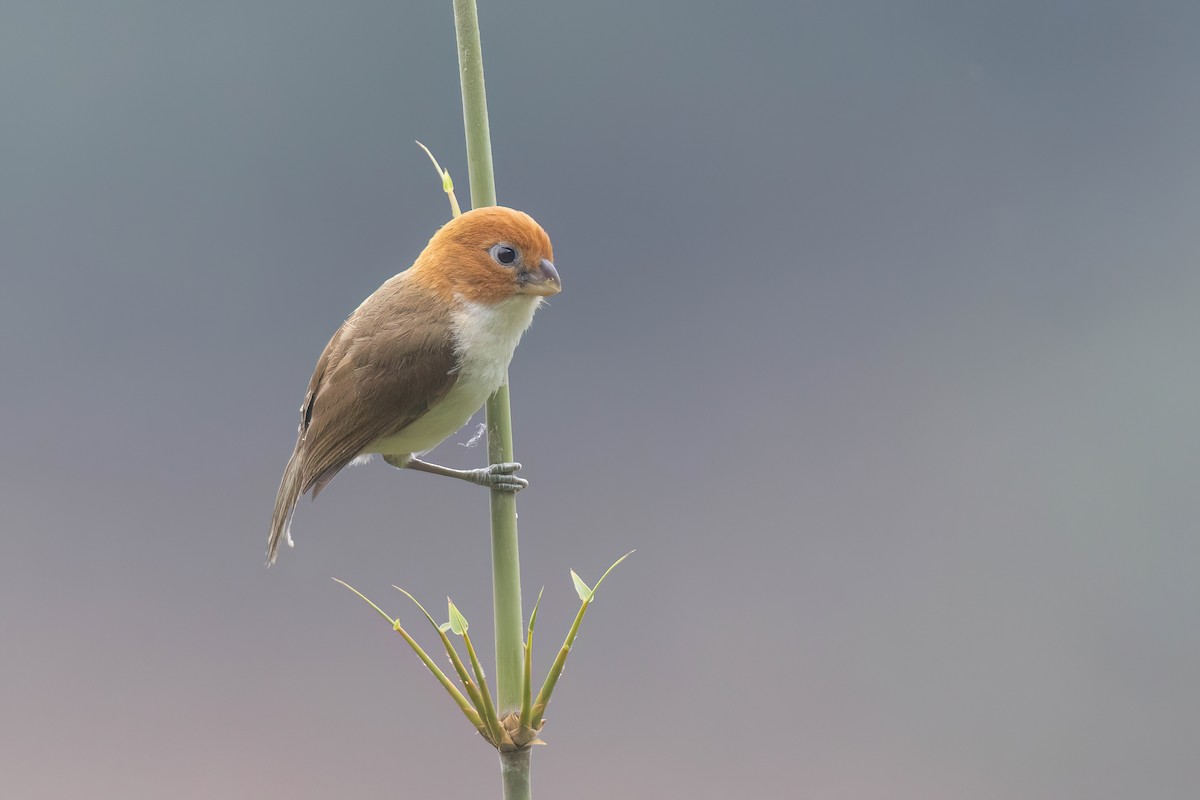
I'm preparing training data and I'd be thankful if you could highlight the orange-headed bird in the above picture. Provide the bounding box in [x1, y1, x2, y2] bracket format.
[268, 206, 560, 564]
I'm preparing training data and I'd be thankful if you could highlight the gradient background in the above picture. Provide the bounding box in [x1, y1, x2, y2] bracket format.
[2, 2, 1198, 798]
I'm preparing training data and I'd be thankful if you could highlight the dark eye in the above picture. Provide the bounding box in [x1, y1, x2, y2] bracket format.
[491, 244, 518, 266]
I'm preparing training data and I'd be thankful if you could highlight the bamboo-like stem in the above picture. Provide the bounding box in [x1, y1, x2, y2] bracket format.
[451, 0, 525, 722]
[486, 381, 524, 712]
[499, 749, 532, 798]
[453, 0, 496, 210]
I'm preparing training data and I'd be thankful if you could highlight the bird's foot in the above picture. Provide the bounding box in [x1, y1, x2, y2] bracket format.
[467, 461, 528, 492]
[401, 456, 528, 492]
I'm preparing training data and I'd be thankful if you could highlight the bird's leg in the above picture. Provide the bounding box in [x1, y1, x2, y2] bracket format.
[384, 454, 528, 492]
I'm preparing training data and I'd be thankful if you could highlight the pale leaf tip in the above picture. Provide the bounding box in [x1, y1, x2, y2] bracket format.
[447, 598, 469, 635]
[570, 569, 594, 603]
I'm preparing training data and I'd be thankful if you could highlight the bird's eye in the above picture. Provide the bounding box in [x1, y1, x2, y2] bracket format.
[491, 244, 519, 266]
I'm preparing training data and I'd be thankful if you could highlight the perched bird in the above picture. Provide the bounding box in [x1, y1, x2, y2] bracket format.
[268, 206, 560, 564]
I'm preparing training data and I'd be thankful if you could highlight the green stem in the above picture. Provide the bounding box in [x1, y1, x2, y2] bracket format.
[453, 0, 496, 209]
[452, 0, 524, 719]
[499, 749, 532, 800]
[487, 383, 524, 712]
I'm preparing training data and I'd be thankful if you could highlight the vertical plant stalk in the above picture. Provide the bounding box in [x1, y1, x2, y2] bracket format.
[452, 0, 529, 796]
[500, 748, 532, 799]
[453, 0, 496, 210]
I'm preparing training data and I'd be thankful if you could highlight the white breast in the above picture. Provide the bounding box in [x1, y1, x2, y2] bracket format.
[367, 295, 542, 458]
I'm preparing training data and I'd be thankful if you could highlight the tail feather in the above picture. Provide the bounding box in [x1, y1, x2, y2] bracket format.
[268, 448, 305, 566]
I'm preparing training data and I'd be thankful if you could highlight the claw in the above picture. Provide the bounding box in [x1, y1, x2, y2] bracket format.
[479, 462, 527, 492]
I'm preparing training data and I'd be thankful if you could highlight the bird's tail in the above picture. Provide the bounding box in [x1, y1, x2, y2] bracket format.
[268, 448, 304, 566]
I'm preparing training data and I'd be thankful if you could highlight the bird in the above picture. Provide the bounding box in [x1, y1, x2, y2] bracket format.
[268, 205, 561, 564]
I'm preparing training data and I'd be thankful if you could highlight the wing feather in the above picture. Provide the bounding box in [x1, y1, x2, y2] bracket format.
[295, 275, 459, 496]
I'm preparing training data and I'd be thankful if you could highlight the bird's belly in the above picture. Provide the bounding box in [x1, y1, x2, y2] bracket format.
[365, 371, 496, 458]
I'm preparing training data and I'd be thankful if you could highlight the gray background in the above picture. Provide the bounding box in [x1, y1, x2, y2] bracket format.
[2, 1, 1198, 798]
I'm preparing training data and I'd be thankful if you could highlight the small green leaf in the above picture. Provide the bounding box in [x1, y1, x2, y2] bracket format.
[520, 587, 545, 729]
[438, 622, 452, 633]
[527, 586, 545, 638]
[570, 570, 594, 603]
[415, 140, 461, 219]
[447, 598, 469, 636]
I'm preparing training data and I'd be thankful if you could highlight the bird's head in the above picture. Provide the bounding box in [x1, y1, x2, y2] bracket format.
[413, 206, 561, 305]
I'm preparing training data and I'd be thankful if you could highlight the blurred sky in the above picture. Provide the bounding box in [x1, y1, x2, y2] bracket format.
[2, 1, 1198, 798]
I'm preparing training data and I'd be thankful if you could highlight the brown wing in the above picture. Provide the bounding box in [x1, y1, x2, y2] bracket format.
[295, 274, 459, 497]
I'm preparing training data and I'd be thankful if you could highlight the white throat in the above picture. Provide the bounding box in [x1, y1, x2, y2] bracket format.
[451, 294, 543, 392]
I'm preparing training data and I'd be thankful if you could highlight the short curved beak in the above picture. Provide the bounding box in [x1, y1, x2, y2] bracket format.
[519, 258, 561, 296]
